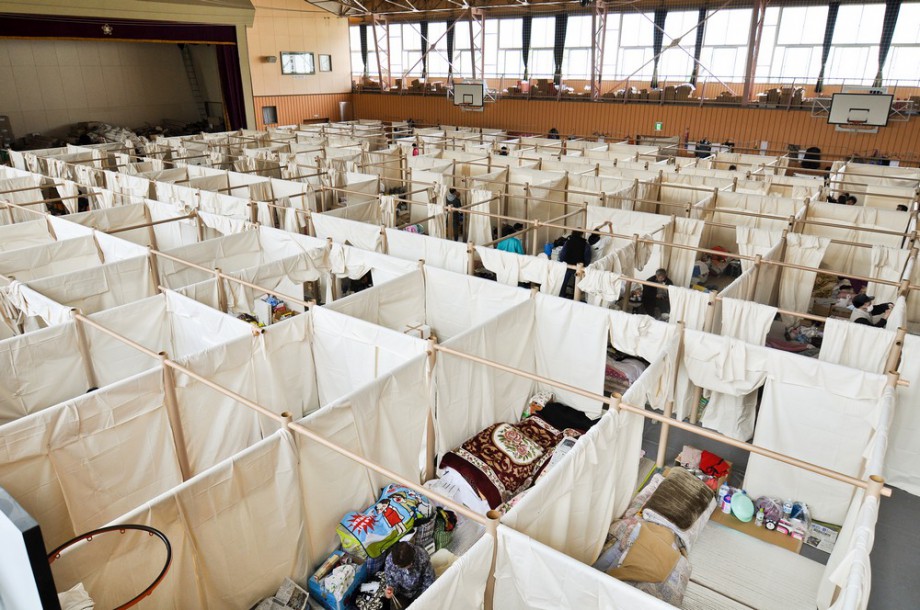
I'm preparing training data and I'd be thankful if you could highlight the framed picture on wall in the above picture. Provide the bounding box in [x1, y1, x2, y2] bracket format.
[319, 54, 332, 72]
[280, 51, 315, 75]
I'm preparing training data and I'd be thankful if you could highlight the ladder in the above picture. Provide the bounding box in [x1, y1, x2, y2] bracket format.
[179, 44, 208, 122]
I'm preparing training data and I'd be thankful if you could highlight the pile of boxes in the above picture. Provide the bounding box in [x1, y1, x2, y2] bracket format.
[757, 87, 805, 108]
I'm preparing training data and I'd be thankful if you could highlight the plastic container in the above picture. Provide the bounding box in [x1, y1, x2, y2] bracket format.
[721, 492, 733, 514]
[731, 491, 755, 522]
[755, 507, 765, 527]
[717, 483, 730, 505]
[544, 243, 554, 257]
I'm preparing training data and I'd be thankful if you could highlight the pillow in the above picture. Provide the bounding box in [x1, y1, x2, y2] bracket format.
[642, 467, 714, 530]
[607, 522, 680, 583]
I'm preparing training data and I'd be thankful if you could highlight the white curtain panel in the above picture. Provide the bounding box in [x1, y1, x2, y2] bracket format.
[386, 229, 470, 275]
[411, 535, 494, 610]
[735, 226, 782, 272]
[503, 407, 643, 564]
[493, 525, 675, 610]
[665, 217, 705, 287]
[819, 318, 896, 374]
[667, 286, 710, 421]
[744, 366, 887, 524]
[866, 245, 910, 305]
[779, 233, 829, 324]
[466, 189, 494, 246]
[533, 296, 608, 417]
[311, 212, 383, 252]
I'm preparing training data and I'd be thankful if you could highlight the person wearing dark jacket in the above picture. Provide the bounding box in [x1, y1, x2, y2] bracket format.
[642, 268, 673, 318]
[558, 231, 592, 298]
[445, 188, 462, 241]
[849, 294, 892, 327]
[384, 542, 435, 607]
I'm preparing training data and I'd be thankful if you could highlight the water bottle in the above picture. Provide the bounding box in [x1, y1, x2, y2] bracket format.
[755, 507, 765, 527]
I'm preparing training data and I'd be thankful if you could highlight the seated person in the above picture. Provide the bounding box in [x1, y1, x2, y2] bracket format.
[849, 294, 892, 327]
[496, 223, 525, 254]
[384, 542, 435, 606]
[642, 269, 673, 318]
[498, 146, 509, 156]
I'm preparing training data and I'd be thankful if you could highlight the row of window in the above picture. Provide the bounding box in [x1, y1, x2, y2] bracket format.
[349, 3, 920, 86]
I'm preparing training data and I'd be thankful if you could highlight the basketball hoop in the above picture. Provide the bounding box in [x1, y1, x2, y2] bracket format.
[48, 524, 172, 609]
[457, 103, 484, 113]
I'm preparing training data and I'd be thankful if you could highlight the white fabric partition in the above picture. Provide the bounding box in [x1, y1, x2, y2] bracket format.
[311, 212, 383, 252]
[779, 233, 829, 323]
[15, 255, 155, 322]
[686, 332, 768, 440]
[502, 404, 644, 564]
[467, 189, 495, 246]
[735, 226, 782, 271]
[744, 362, 887, 524]
[802, 203, 907, 275]
[424, 266, 531, 341]
[324, 270, 427, 332]
[0, 235, 102, 282]
[0, 322, 90, 424]
[720, 297, 777, 345]
[223, 251, 325, 315]
[532, 295, 607, 417]
[866, 245, 910, 304]
[56, 432, 307, 610]
[493, 526, 674, 610]
[296, 356, 430, 565]
[668, 286, 710, 421]
[664, 217, 704, 287]
[0, 369, 178, 550]
[819, 319, 896, 374]
[0, 220, 55, 252]
[410, 535, 493, 610]
[475, 247, 568, 296]
[435, 300, 536, 456]
[885, 334, 920, 495]
[386, 229, 470, 275]
[310, 306, 427, 406]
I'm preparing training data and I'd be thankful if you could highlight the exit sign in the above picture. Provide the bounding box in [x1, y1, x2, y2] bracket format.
[654, 121, 663, 131]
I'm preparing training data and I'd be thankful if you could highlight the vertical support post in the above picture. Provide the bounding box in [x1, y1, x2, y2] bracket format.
[70, 309, 99, 391]
[424, 337, 438, 481]
[747, 254, 763, 301]
[483, 510, 501, 610]
[4, 203, 15, 225]
[656, 400, 675, 468]
[194, 210, 206, 242]
[215, 268, 228, 312]
[249, 201, 258, 224]
[885, 327, 908, 374]
[147, 247, 161, 292]
[373, 15, 392, 90]
[590, 0, 608, 100]
[143, 205, 159, 250]
[742, 0, 767, 105]
[159, 353, 193, 481]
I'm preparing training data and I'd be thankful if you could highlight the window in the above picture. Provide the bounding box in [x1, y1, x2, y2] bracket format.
[824, 3, 885, 85]
[562, 15, 593, 80]
[349, 26, 363, 76]
[884, 2, 920, 82]
[618, 13, 655, 80]
[760, 5, 826, 82]
[530, 16, 555, 78]
[698, 9, 751, 81]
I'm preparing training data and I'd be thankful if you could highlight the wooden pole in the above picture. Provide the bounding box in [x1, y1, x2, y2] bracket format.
[70, 309, 99, 391]
[656, 400, 675, 469]
[159, 352, 193, 481]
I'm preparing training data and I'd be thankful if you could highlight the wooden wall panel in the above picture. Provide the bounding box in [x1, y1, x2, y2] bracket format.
[253, 94, 352, 129]
[352, 93, 920, 160]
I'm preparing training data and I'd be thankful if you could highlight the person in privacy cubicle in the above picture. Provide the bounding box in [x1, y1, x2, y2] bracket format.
[849, 294, 892, 328]
[558, 230, 592, 298]
[384, 541, 435, 608]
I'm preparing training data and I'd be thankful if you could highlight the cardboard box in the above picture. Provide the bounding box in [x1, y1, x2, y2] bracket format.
[664, 86, 676, 101]
[307, 551, 368, 610]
